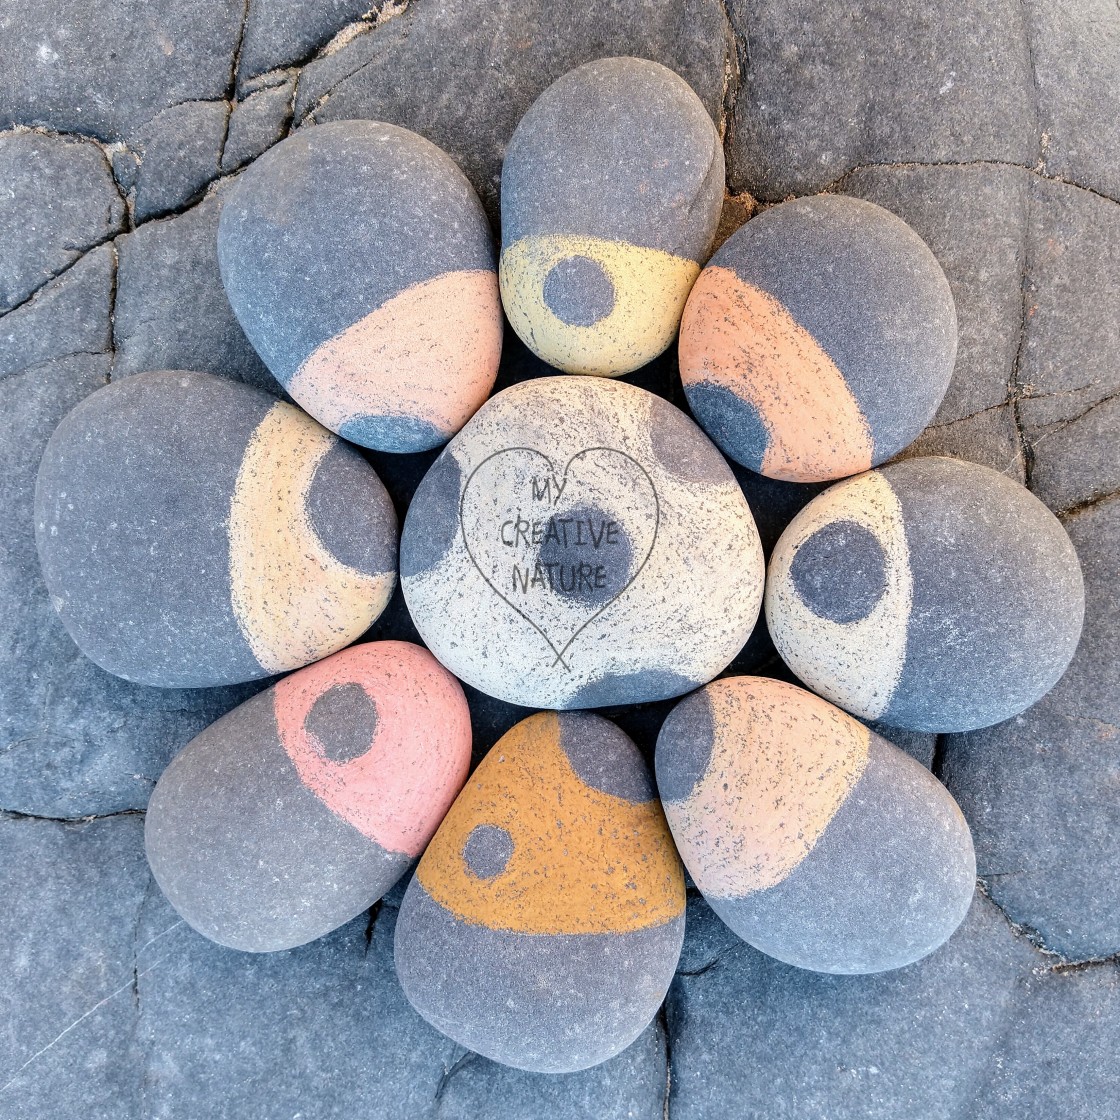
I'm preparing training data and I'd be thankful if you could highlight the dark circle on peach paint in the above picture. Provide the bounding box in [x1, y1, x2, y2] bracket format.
[304, 683, 379, 763]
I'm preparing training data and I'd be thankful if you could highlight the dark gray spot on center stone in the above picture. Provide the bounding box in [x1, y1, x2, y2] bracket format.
[790, 519, 889, 624]
[536, 502, 633, 607]
[303, 683, 379, 763]
[463, 824, 515, 879]
[542, 255, 615, 326]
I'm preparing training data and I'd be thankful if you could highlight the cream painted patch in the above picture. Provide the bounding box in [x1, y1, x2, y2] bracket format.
[229, 403, 394, 672]
[500, 234, 699, 376]
[765, 471, 912, 720]
[664, 677, 871, 898]
[401, 377, 764, 709]
[289, 269, 502, 437]
[679, 267, 874, 482]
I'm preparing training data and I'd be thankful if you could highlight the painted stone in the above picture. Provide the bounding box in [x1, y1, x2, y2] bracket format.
[500, 57, 724, 377]
[146, 642, 471, 952]
[679, 194, 958, 481]
[217, 120, 502, 452]
[766, 456, 1085, 732]
[395, 710, 685, 1072]
[656, 676, 976, 974]
[34, 370, 397, 688]
[400, 376, 764, 708]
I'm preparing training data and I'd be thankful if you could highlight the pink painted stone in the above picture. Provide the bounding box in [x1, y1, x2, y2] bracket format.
[145, 641, 472, 951]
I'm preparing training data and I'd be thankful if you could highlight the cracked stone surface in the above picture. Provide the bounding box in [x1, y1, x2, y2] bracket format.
[131, 100, 230, 221]
[0, 131, 125, 314]
[1, 0, 1118, 1114]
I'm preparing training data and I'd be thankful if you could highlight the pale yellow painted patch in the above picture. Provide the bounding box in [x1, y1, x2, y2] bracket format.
[228, 403, 394, 673]
[417, 712, 685, 935]
[765, 470, 912, 720]
[665, 677, 871, 899]
[499, 234, 699, 376]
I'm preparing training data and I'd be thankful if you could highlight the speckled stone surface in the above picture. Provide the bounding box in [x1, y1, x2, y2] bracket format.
[395, 711, 685, 1072]
[657, 677, 975, 973]
[219, 120, 502, 452]
[767, 456, 1085, 732]
[500, 57, 723, 376]
[146, 642, 470, 952]
[401, 375, 764, 708]
[34, 370, 397, 687]
[680, 195, 957, 481]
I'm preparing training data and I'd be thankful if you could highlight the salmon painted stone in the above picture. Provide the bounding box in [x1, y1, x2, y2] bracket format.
[766, 456, 1085, 732]
[500, 57, 724, 376]
[218, 120, 502, 452]
[395, 711, 685, 1072]
[145, 642, 471, 952]
[656, 676, 976, 974]
[679, 195, 957, 481]
[34, 371, 397, 687]
[400, 376, 764, 708]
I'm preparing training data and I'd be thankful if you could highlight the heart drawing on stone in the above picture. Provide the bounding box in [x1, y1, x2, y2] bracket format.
[459, 446, 660, 669]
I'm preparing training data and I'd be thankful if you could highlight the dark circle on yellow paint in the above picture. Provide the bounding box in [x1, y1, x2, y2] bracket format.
[463, 824, 515, 880]
[303, 683, 379, 763]
[790, 519, 889, 624]
[543, 255, 615, 326]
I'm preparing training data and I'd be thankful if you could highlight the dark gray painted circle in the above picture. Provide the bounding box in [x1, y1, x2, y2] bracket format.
[542, 255, 616, 325]
[304, 683, 379, 763]
[790, 519, 888, 624]
[535, 501, 633, 608]
[655, 688, 716, 804]
[463, 824, 515, 880]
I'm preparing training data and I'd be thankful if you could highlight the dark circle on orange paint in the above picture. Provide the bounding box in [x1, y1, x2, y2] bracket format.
[304, 683, 379, 762]
[463, 824, 515, 880]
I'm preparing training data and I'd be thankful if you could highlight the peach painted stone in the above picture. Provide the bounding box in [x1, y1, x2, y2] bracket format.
[656, 676, 976, 974]
[400, 376, 765, 708]
[218, 120, 502, 452]
[679, 195, 957, 481]
[145, 642, 471, 952]
[395, 711, 685, 1072]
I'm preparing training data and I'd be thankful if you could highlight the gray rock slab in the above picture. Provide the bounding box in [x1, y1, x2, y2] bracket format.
[0, 0, 243, 141]
[0, 249, 262, 818]
[114, 183, 275, 391]
[1019, 179, 1120, 433]
[900, 405, 1026, 482]
[839, 163, 1030, 426]
[238, 0, 374, 84]
[0, 130, 125, 313]
[1017, 178, 1120, 512]
[1027, 0, 1120, 203]
[942, 495, 1120, 961]
[133, 892, 459, 1119]
[973, 960, 1120, 1117]
[132, 100, 229, 221]
[221, 79, 295, 172]
[294, 0, 729, 217]
[725, 0, 1038, 199]
[665, 892, 1037, 1120]
[0, 814, 149, 1118]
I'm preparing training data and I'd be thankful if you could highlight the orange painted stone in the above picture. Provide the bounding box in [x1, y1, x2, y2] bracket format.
[218, 120, 502, 453]
[656, 676, 976, 974]
[679, 195, 957, 482]
[145, 642, 471, 952]
[394, 711, 686, 1072]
